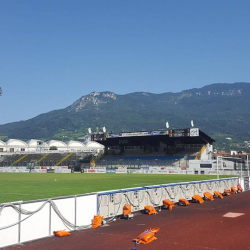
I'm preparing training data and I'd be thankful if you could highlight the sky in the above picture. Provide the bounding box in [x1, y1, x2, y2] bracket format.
[0, 0, 250, 124]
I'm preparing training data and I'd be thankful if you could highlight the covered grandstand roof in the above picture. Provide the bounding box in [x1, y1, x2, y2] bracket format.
[91, 128, 215, 146]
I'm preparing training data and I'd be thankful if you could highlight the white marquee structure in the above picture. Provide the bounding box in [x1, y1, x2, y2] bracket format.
[0, 138, 104, 154]
[67, 141, 86, 151]
[46, 140, 68, 151]
[85, 141, 104, 150]
[0, 140, 6, 152]
[26, 140, 49, 152]
[5, 139, 28, 152]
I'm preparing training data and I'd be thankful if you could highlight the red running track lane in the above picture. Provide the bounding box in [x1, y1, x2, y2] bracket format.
[4, 191, 250, 250]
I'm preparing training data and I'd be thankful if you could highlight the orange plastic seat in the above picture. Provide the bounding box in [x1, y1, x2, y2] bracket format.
[178, 198, 190, 206]
[214, 191, 223, 199]
[133, 228, 160, 244]
[192, 194, 204, 203]
[92, 215, 103, 228]
[204, 191, 214, 201]
[231, 186, 237, 194]
[123, 204, 132, 216]
[53, 230, 71, 237]
[237, 184, 243, 192]
[224, 189, 231, 196]
[163, 199, 175, 211]
[144, 205, 158, 215]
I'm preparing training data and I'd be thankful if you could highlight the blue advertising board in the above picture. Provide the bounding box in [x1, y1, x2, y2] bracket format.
[106, 169, 116, 173]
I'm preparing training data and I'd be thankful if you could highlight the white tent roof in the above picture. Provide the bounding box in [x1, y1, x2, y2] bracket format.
[6, 139, 28, 147]
[67, 141, 85, 148]
[85, 141, 104, 149]
[46, 140, 67, 148]
[26, 139, 48, 147]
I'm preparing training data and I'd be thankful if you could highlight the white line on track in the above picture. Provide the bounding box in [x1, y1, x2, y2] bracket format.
[223, 212, 245, 218]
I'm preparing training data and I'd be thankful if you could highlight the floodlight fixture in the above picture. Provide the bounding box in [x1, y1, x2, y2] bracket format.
[191, 120, 194, 127]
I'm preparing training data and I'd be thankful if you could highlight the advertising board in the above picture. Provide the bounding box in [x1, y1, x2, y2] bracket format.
[169, 170, 179, 174]
[94, 166, 106, 170]
[157, 167, 169, 173]
[85, 169, 106, 173]
[200, 164, 212, 168]
[60, 169, 72, 173]
[86, 169, 96, 173]
[116, 169, 127, 173]
[169, 129, 190, 138]
[95, 169, 106, 173]
[244, 177, 249, 191]
[106, 169, 116, 174]
[117, 166, 127, 170]
[190, 128, 199, 137]
[60, 166, 69, 169]
[105, 130, 169, 139]
[148, 167, 161, 173]
[47, 169, 55, 173]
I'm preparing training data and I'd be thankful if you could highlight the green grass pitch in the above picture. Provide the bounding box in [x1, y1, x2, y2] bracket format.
[0, 173, 232, 204]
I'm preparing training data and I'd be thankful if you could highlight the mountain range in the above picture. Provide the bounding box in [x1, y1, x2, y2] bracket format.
[0, 82, 250, 150]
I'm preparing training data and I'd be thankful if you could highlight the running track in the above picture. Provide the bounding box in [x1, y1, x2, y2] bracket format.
[4, 191, 250, 250]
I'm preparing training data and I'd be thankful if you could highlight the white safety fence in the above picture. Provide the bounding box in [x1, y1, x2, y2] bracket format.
[97, 178, 240, 218]
[0, 194, 97, 249]
[1, 177, 248, 249]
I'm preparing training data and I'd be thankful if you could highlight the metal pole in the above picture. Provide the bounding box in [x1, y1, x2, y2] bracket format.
[240, 162, 242, 178]
[216, 156, 219, 179]
[18, 203, 21, 243]
[247, 155, 249, 177]
[75, 196, 77, 231]
[49, 203, 51, 236]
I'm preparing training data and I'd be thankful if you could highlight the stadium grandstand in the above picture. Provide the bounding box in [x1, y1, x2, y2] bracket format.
[0, 139, 104, 171]
[1, 127, 246, 174]
[91, 128, 215, 170]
